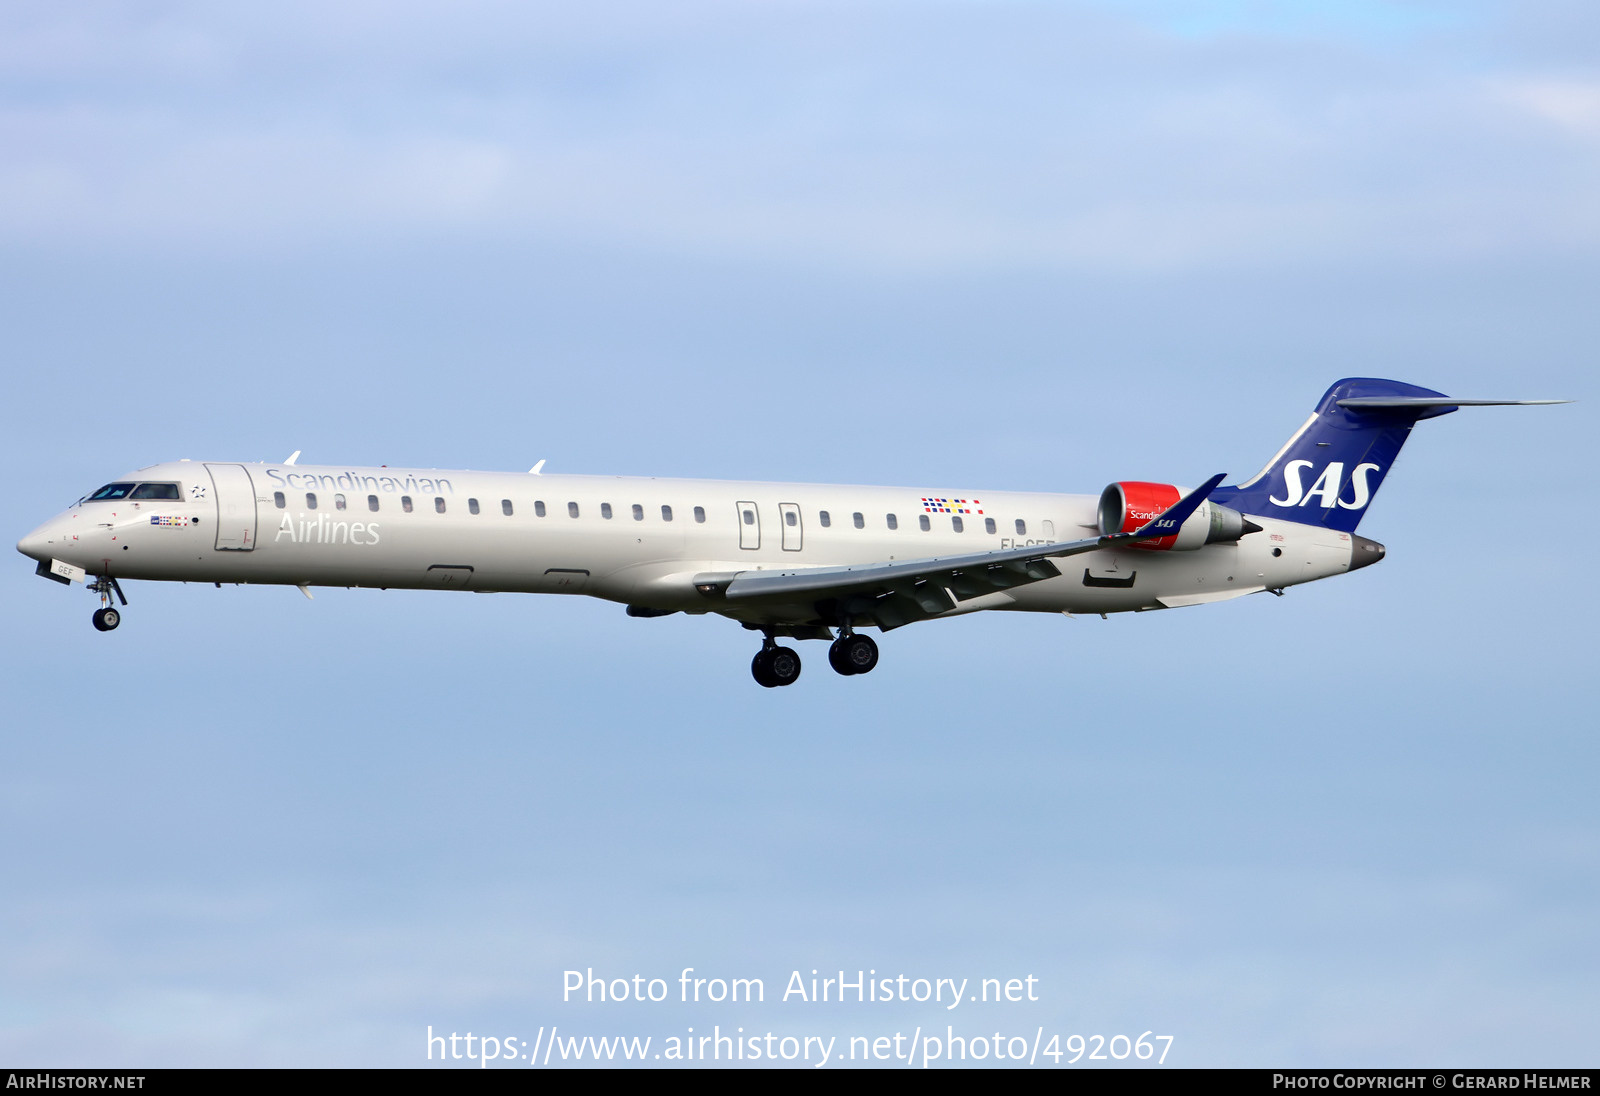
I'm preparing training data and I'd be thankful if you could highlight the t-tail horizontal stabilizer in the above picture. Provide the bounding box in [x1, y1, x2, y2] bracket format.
[1336, 397, 1572, 410]
[1211, 378, 1573, 535]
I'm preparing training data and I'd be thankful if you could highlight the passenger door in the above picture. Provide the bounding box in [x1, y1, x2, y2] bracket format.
[206, 464, 258, 551]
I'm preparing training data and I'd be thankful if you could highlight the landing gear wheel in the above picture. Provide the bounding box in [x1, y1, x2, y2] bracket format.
[827, 638, 853, 675]
[752, 650, 778, 688]
[768, 646, 801, 686]
[751, 646, 802, 687]
[829, 633, 878, 675]
[92, 607, 120, 632]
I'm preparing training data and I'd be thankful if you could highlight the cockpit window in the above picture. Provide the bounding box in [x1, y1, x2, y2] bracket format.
[86, 483, 137, 501]
[129, 483, 182, 500]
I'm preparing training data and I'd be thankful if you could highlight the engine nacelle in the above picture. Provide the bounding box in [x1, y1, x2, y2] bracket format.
[1097, 481, 1256, 551]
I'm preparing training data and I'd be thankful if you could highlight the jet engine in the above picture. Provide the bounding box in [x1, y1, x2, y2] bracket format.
[1097, 481, 1260, 551]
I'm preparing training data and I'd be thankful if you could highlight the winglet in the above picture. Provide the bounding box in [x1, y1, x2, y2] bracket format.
[1114, 473, 1226, 544]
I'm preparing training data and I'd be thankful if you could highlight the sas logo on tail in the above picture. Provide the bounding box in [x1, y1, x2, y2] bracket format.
[1270, 461, 1382, 510]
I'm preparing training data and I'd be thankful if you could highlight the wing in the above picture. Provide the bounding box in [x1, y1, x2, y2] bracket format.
[692, 474, 1225, 633]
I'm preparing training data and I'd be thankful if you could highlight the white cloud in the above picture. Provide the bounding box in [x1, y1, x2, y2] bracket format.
[1492, 77, 1600, 137]
[0, 3, 1597, 272]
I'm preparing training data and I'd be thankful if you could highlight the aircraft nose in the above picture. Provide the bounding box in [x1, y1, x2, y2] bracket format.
[18, 526, 48, 561]
[1350, 535, 1386, 571]
[17, 518, 63, 562]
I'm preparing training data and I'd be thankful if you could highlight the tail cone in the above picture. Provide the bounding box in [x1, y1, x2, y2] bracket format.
[1350, 536, 1386, 571]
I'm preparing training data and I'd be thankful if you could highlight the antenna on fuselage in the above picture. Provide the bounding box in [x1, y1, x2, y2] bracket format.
[528, 459, 546, 475]
[284, 450, 301, 465]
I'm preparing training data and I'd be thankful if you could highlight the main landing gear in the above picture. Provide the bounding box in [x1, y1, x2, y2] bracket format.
[828, 632, 878, 676]
[751, 640, 802, 688]
[750, 629, 882, 686]
[89, 575, 127, 632]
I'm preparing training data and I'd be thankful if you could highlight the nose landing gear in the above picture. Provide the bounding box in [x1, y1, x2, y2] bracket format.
[89, 574, 127, 632]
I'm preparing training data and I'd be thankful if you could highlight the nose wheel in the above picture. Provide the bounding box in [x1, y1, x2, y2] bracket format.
[828, 633, 878, 676]
[751, 642, 802, 688]
[88, 574, 127, 632]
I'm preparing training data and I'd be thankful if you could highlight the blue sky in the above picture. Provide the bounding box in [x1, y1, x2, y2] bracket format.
[1, 0, 1594, 1068]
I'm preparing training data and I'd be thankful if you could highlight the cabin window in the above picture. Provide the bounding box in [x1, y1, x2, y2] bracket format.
[335, 493, 347, 511]
[852, 512, 864, 529]
[885, 513, 897, 530]
[435, 497, 446, 514]
[919, 514, 930, 531]
[129, 483, 181, 500]
[952, 516, 964, 532]
[274, 492, 286, 509]
[568, 501, 580, 518]
[1015, 519, 1026, 536]
[535, 500, 547, 517]
[501, 499, 513, 516]
[601, 503, 614, 519]
[742, 508, 755, 526]
[662, 505, 673, 522]
[984, 517, 996, 534]
[468, 498, 480, 515]
[819, 510, 831, 528]
[306, 492, 318, 510]
[632, 504, 644, 521]
[402, 496, 414, 512]
[784, 511, 797, 527]
[693, 506, 705, 523]
[368, 495, 380, 512]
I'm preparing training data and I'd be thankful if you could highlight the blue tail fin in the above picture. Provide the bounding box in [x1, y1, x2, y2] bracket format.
[1210, 378, 1457, 533]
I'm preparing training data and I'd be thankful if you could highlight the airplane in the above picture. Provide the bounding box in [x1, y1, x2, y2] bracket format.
[16, 378, 1568, 687]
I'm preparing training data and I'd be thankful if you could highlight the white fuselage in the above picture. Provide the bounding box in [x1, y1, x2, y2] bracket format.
[19, 460, 1359, 625]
